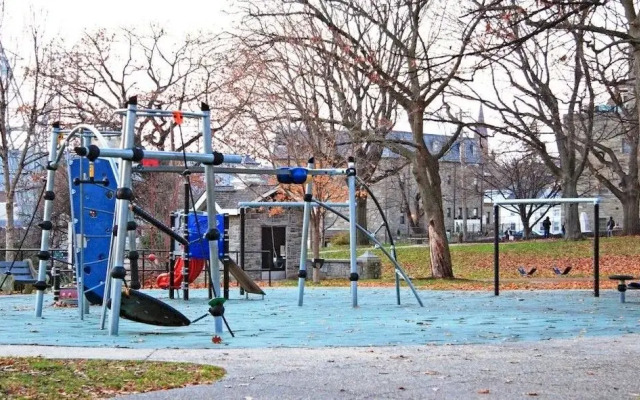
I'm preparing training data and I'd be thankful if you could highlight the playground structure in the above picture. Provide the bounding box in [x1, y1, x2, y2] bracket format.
[29, 97, 423, 338]
[492, 197, 602, 296]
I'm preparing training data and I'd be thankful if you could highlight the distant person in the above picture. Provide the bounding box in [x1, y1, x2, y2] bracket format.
[542, 217, 551, 238]
[504, 229, 509, 241]
[561, 222, 566, 237]
[607, 217, 615, 237]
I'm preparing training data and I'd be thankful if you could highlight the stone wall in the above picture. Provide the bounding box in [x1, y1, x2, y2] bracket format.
[227, 208, 303, 280]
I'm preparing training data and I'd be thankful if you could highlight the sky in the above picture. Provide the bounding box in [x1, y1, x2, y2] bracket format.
[1, 0, 509, 148]
[2, 0, 237, 43]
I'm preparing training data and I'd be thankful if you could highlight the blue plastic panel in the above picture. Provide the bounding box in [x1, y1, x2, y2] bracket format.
[186, 213, 224, 259]
[68, 158, 117, 304]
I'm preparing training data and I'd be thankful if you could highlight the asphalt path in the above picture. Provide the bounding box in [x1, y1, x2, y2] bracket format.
[3, 334, 640, 399]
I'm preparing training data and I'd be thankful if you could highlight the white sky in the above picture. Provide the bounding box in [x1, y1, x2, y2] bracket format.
[2, 0, 238, 43]
[2, 0, 513, 148]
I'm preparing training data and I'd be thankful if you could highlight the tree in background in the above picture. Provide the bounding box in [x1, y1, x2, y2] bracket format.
[481, 150, 560, 239]
[0, 10, 56, 258]
[466, 3, 598, 240]
[240, 0, 495, 278]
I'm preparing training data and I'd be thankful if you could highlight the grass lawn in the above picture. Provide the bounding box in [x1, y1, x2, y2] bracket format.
[313, 236, 640, 290]
[0, 357, 224, 399]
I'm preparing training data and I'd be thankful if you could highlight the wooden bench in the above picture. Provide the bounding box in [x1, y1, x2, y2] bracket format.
[0, 260, 37, 293]
[609, 275, 640, 303]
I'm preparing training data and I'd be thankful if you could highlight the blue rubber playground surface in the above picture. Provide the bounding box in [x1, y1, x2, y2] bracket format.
[1, 288, 639, 349]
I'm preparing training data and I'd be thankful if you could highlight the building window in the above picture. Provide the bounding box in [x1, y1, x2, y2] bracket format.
[469, 144, 475, 156]
[400, 215, 405, 224]
[447, 208, 451, 217]
[458, 207, 462, 218]
[473, 207, 478, 217]
[622, 138, 632, 154]
[465, 208, 469, 218]
[447, 175, 451, 185]
[486, 211, 491, 224]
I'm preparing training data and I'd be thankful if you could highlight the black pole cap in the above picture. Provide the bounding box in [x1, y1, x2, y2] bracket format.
[298, 270, 307, 279]
[116, 187, 134, 200]
[348, 156, 355, 162]
[52, 121, 61, 129]
[210, 304, 225, 317]
[205, 228, 220, 241]
[349, 272, 359, 281]
[127, 96, 138, 106]
[33, 281, 48, 291]
[201, 102, 210, 111]
[37, 251, 50, 261]
[86, 145, 101, 161]
[111, 266, 126, 280]
[38, 221, 53, 231]
[308, 157, 315, 164]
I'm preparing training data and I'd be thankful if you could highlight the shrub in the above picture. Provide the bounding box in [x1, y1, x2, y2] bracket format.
[330, 232, 350, 246]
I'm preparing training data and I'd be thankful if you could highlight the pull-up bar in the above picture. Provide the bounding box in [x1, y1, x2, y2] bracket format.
[492, 197, 601, 297]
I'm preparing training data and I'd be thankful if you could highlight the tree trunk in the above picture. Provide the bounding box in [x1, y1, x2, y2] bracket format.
[356, 194, 370, 245]
[562, 179, 582, 240]
[413, 153, 454, 278]
[461, 167, 468, 241]
[4, 192, 16, 262]
[621, 191, 640, 235]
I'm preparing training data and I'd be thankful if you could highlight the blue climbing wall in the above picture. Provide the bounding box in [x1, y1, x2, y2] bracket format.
[68, 158, 117, 304]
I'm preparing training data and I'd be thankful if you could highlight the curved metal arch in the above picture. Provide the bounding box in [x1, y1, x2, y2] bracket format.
[54, 124, 120, 183]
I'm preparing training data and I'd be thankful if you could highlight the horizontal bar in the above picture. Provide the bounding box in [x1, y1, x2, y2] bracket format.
[239, 201, 350, 208]
[493, 198, 600, 205]
[60, 129, 122, 136]
[114, 109, 206, 119]
[131, 165, 349, 176]
[79, 147, 244, 165]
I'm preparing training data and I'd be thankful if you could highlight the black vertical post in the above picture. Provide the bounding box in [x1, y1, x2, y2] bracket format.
[223, 213, 230, 299]
[239, 207, 246, 296]
[493, 205, 500, 296]
[182, 177, 190, 301]
[52, 258, 60, 302]
[168, 212, 176, 299]
[594, 202, 600, 297]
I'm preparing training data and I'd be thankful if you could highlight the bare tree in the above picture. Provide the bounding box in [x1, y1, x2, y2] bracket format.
[0, 14, 55, 258]
[240, 0, 495, 278]
[482, 150, 560, 239]
[48, 27, 248, 151]
[464, 4, 598, 240]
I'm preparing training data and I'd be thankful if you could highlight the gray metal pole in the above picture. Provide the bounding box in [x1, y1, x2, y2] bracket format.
[99, 120, 126, 330]
[493, 205, 500, 296]
[201, 103, 223, 334]
[594, 203, 600, 297]
[297, 158, 315, 306]
[76, 134, 91, 319]
[238, 202, 349, 208]
[34, 123, 61, 317]
[108, 98, 137, 336]
[76, 147, 243, 165]
[347, 157, 358, 307]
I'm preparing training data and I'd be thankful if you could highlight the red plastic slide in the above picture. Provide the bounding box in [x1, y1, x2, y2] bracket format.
[156, 257, 206, 289]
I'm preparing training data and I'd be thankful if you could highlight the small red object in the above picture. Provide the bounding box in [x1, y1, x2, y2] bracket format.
[148, 253, 157, 262]
[172, 111, 184, 126]
[212, 335, 222, 344]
